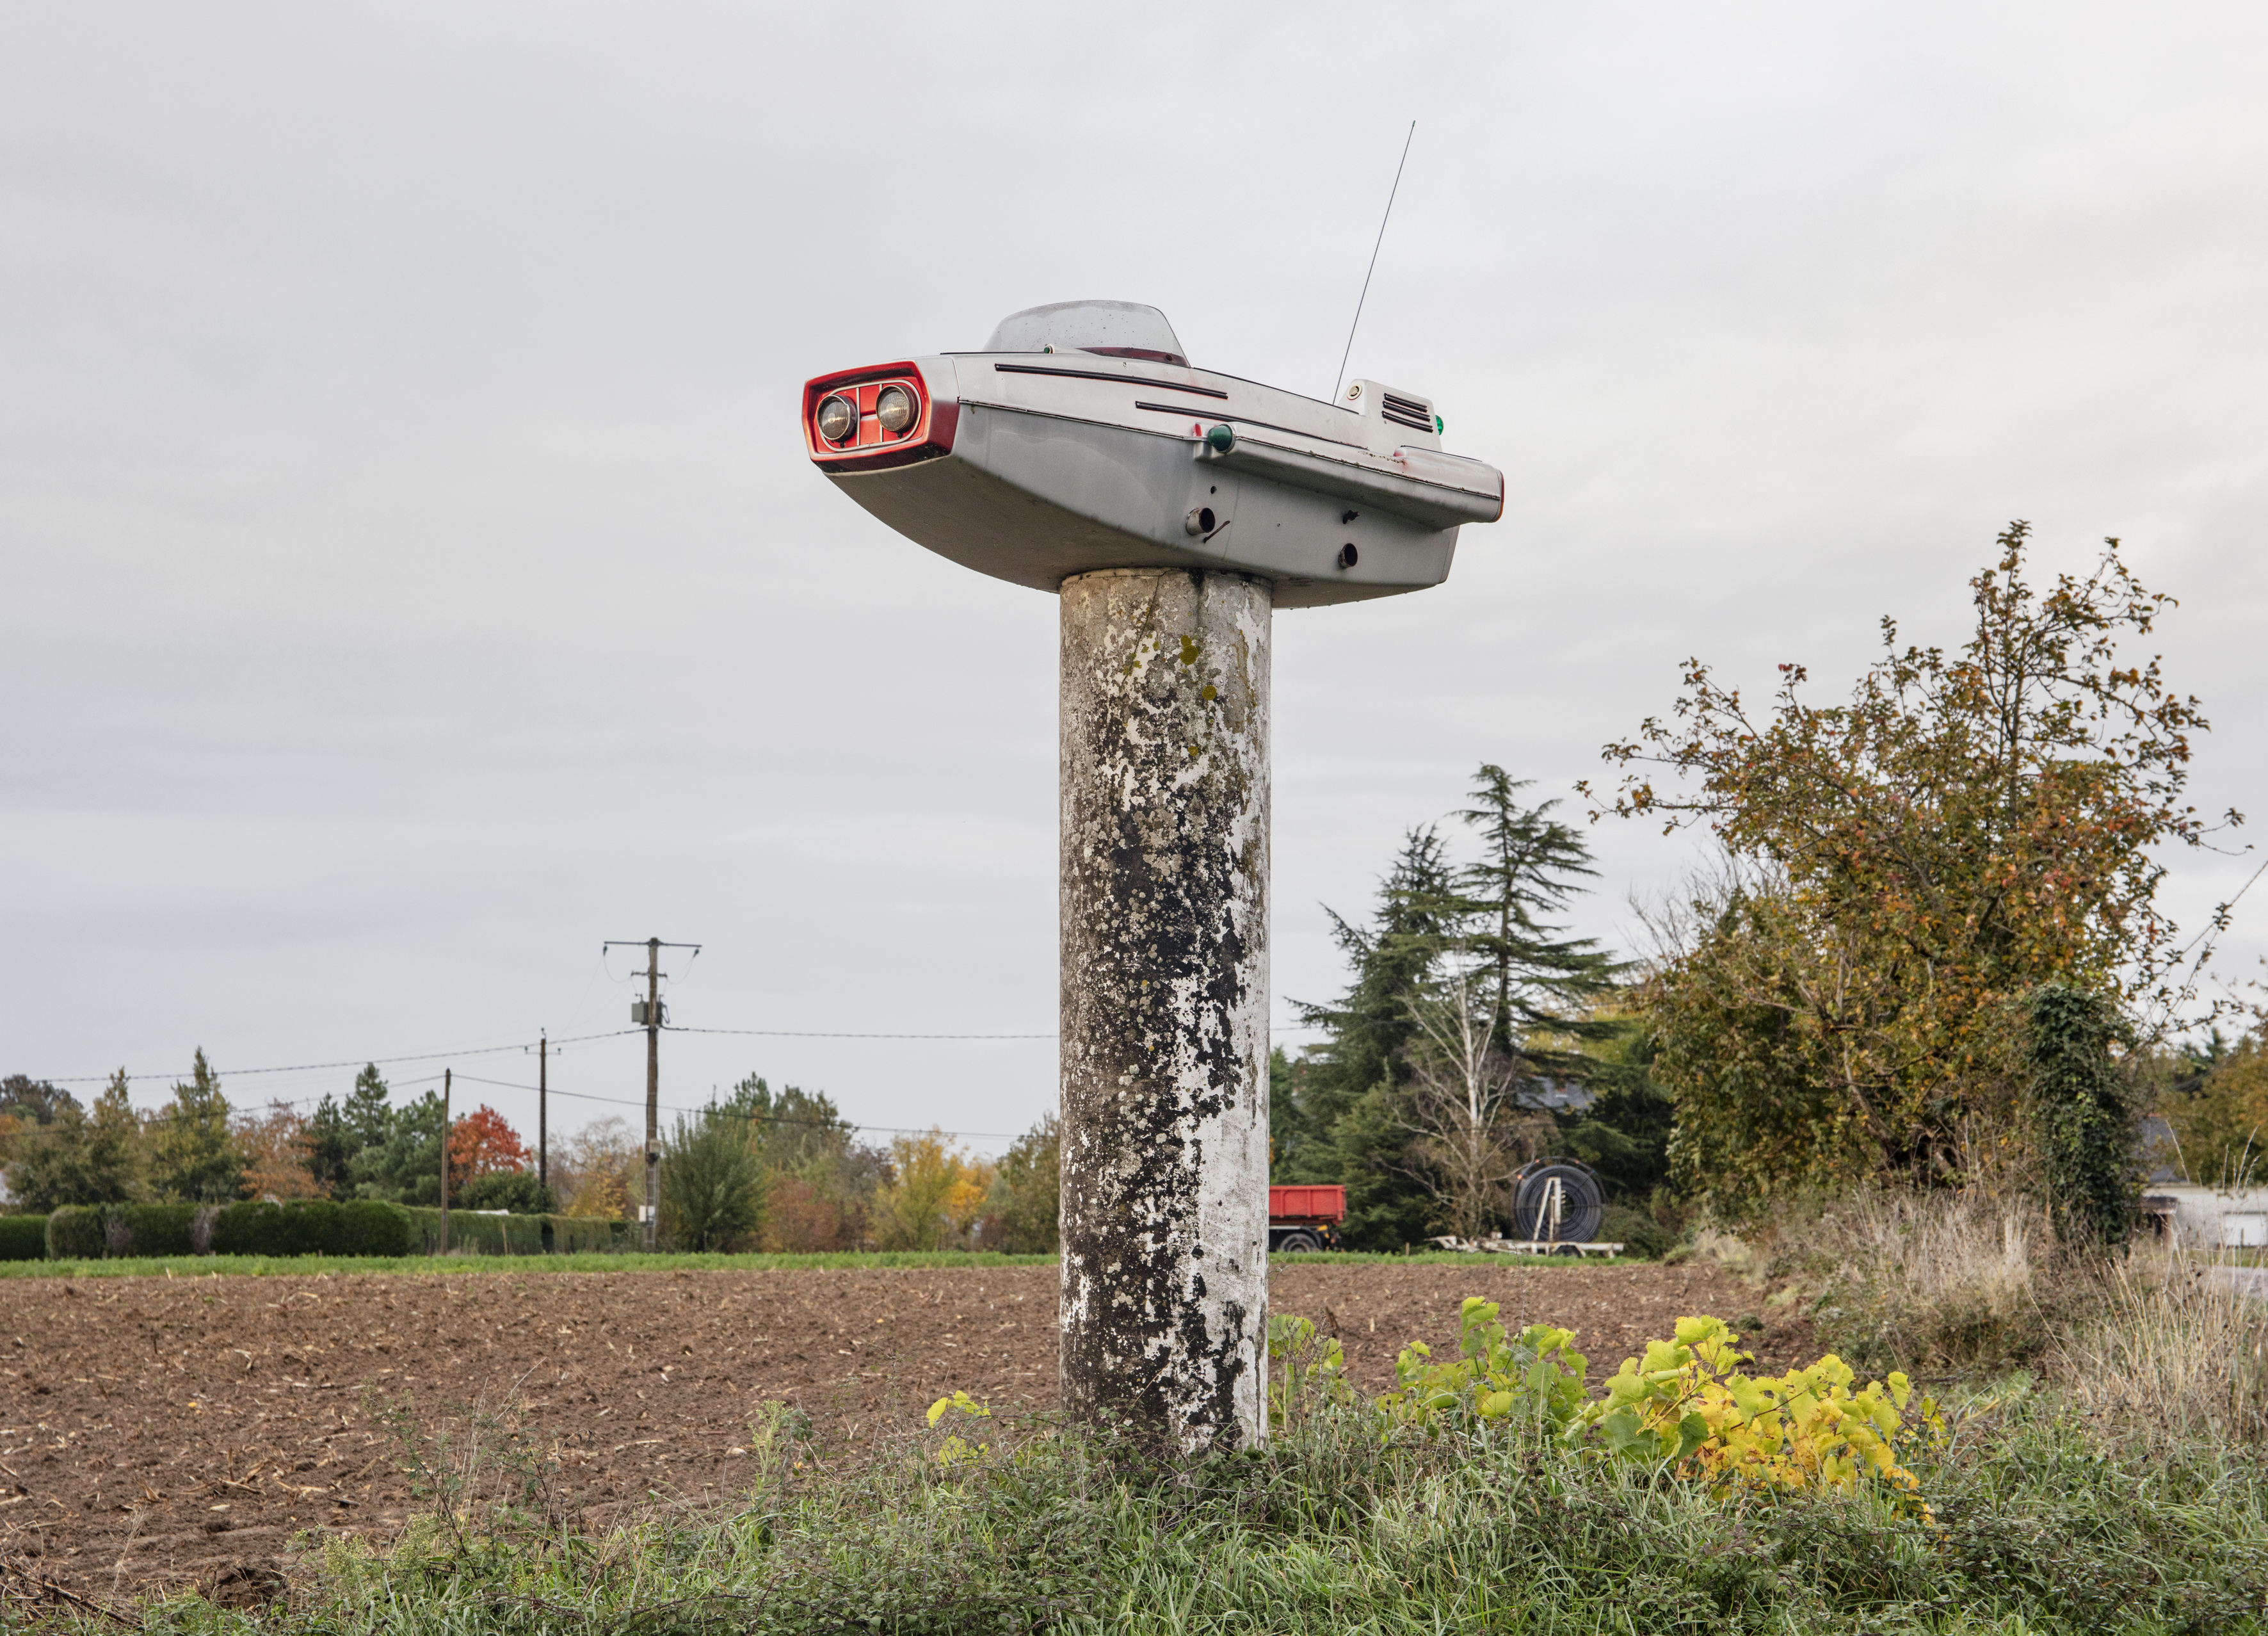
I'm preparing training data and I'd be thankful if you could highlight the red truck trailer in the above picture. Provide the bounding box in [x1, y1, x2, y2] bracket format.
[1268, 1184, 1346, 1252]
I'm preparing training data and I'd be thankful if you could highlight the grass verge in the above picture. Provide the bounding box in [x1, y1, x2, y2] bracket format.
[33, 1366, 2267, 1634]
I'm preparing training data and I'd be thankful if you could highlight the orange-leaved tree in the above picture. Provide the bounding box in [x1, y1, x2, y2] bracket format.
[235, 1101, 326, 1201]
[1583, 525, 2237, 1199]
[447, 1104, 530, 1192]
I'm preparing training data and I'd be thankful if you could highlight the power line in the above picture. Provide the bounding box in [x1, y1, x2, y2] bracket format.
[666, 1025, 1055, 1041]
[451, 1073, 1020, 1141]
[25, 1018, 1323, 1089]
[34, 1030, 639, 1085]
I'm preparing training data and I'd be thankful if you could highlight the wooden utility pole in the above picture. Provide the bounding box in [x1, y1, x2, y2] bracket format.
[602, 937, 700, 1253]
[643, 938, 660, 1250]
[538, 1032, 548, 1194]
[439, 1066, 452, 1256]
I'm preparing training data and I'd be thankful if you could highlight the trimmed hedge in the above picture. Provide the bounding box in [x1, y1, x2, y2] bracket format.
[398, 1208, 632, 1256]
[47, 1205, 106, 1259]
[45, 1203, 206, 1258]
[211, 1199, 411, 1258]
[0, 1215, 49, 1261]
[37, 1199, 631, 1259]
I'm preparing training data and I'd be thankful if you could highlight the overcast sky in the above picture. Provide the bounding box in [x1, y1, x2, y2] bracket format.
[4, 2, 2264, 1154]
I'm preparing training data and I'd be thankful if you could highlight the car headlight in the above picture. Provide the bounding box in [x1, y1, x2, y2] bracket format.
[816, 393, 857, 443]
[875, 384, 916, 435]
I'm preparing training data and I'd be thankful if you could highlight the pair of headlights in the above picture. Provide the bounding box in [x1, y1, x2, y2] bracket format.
[816, 384, 917, 444]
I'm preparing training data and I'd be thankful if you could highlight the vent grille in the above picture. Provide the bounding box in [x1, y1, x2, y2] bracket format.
[1381, 391, 1435, 433]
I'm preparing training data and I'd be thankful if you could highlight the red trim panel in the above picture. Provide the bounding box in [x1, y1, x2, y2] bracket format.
[1268, 1184, 1347, 1225]
[803, 361, 958, 471]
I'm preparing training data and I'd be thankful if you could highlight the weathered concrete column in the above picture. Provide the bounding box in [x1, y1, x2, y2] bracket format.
[1058, 567, 1271, 1451]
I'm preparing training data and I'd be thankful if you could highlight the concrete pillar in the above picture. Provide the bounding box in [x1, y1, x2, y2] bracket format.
[1058, 567, 1271, 1451]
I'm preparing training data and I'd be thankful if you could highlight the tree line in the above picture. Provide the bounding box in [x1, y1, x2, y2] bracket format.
[0, 1060, 1063, 1254]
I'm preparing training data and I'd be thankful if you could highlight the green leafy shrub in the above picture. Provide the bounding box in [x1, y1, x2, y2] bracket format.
[1369, 1299, 1940, 1515]
[45, 1205, 104, 1258]
[1380, 1296, 1591, 1432]
[1598, 1202, 1673, 1259]
[0, 1215, 49, 1261]
[113, 1203, 198, 1256]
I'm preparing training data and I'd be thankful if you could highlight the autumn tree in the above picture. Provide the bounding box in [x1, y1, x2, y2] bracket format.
[147, 1049, 246, 1203]
[2160, 1031, 2268, 1186]
[874, 1130, 993, 1251]
[448, 1104, 530, 1191]
[236, 1101, 325, 1201]
[1586, 526, 2235, 1200]
[558, 1117, 636, 1219]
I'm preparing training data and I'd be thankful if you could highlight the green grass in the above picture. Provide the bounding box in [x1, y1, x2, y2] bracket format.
[0, 1249, 1059, 1280]
[61, 1373, 2267, 1635]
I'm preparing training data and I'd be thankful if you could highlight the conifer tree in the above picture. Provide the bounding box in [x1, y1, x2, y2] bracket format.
[1453, 766, 1621, 1066]
[147, 1049, 246, 1203]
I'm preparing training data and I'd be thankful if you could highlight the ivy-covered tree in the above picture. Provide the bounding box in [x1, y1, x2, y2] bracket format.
[1587, 526, 2235, 1200]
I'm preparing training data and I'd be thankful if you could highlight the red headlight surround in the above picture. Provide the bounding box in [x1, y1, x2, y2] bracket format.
[802, 363, 956, 470]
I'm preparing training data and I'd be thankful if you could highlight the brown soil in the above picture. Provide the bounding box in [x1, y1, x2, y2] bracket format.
[0, 1259, 1800, 1600]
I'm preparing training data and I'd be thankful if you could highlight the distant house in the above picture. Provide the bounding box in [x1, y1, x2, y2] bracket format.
[2140, 1183, 2268, 1249]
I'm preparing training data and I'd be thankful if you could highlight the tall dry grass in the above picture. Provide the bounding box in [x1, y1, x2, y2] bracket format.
[1735, 1185, 2268, 1445]
[2057, 1254, 2268, 1446]
[1785, 1187, 2058, 1373]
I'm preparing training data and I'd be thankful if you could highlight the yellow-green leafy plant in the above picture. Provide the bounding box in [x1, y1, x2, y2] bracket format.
[1576, 1315, 1942, 1514]
[1267, 1312, 1353, 1430]
[1379, 1296, 1590, 1433]
[925, 1389, 992, 1467]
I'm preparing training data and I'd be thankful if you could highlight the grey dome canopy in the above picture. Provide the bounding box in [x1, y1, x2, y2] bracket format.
[983, 300, 1187, 367]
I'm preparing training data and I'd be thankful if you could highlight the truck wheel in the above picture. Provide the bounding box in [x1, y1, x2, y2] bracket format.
[1275, 1230, 1323, 1254]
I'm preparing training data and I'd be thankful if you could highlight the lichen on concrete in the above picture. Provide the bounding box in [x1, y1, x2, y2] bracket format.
[1058, 567, 1271, 1450]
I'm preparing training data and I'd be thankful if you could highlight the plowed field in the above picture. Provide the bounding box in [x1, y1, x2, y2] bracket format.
[0, 1260, 1801, 1600]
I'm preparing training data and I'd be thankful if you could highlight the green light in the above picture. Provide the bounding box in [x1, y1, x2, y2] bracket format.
[1205, 423, 1235, 453]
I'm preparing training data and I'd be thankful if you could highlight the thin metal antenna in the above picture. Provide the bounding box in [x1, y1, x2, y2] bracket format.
[1331, 120, 1416, 404]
